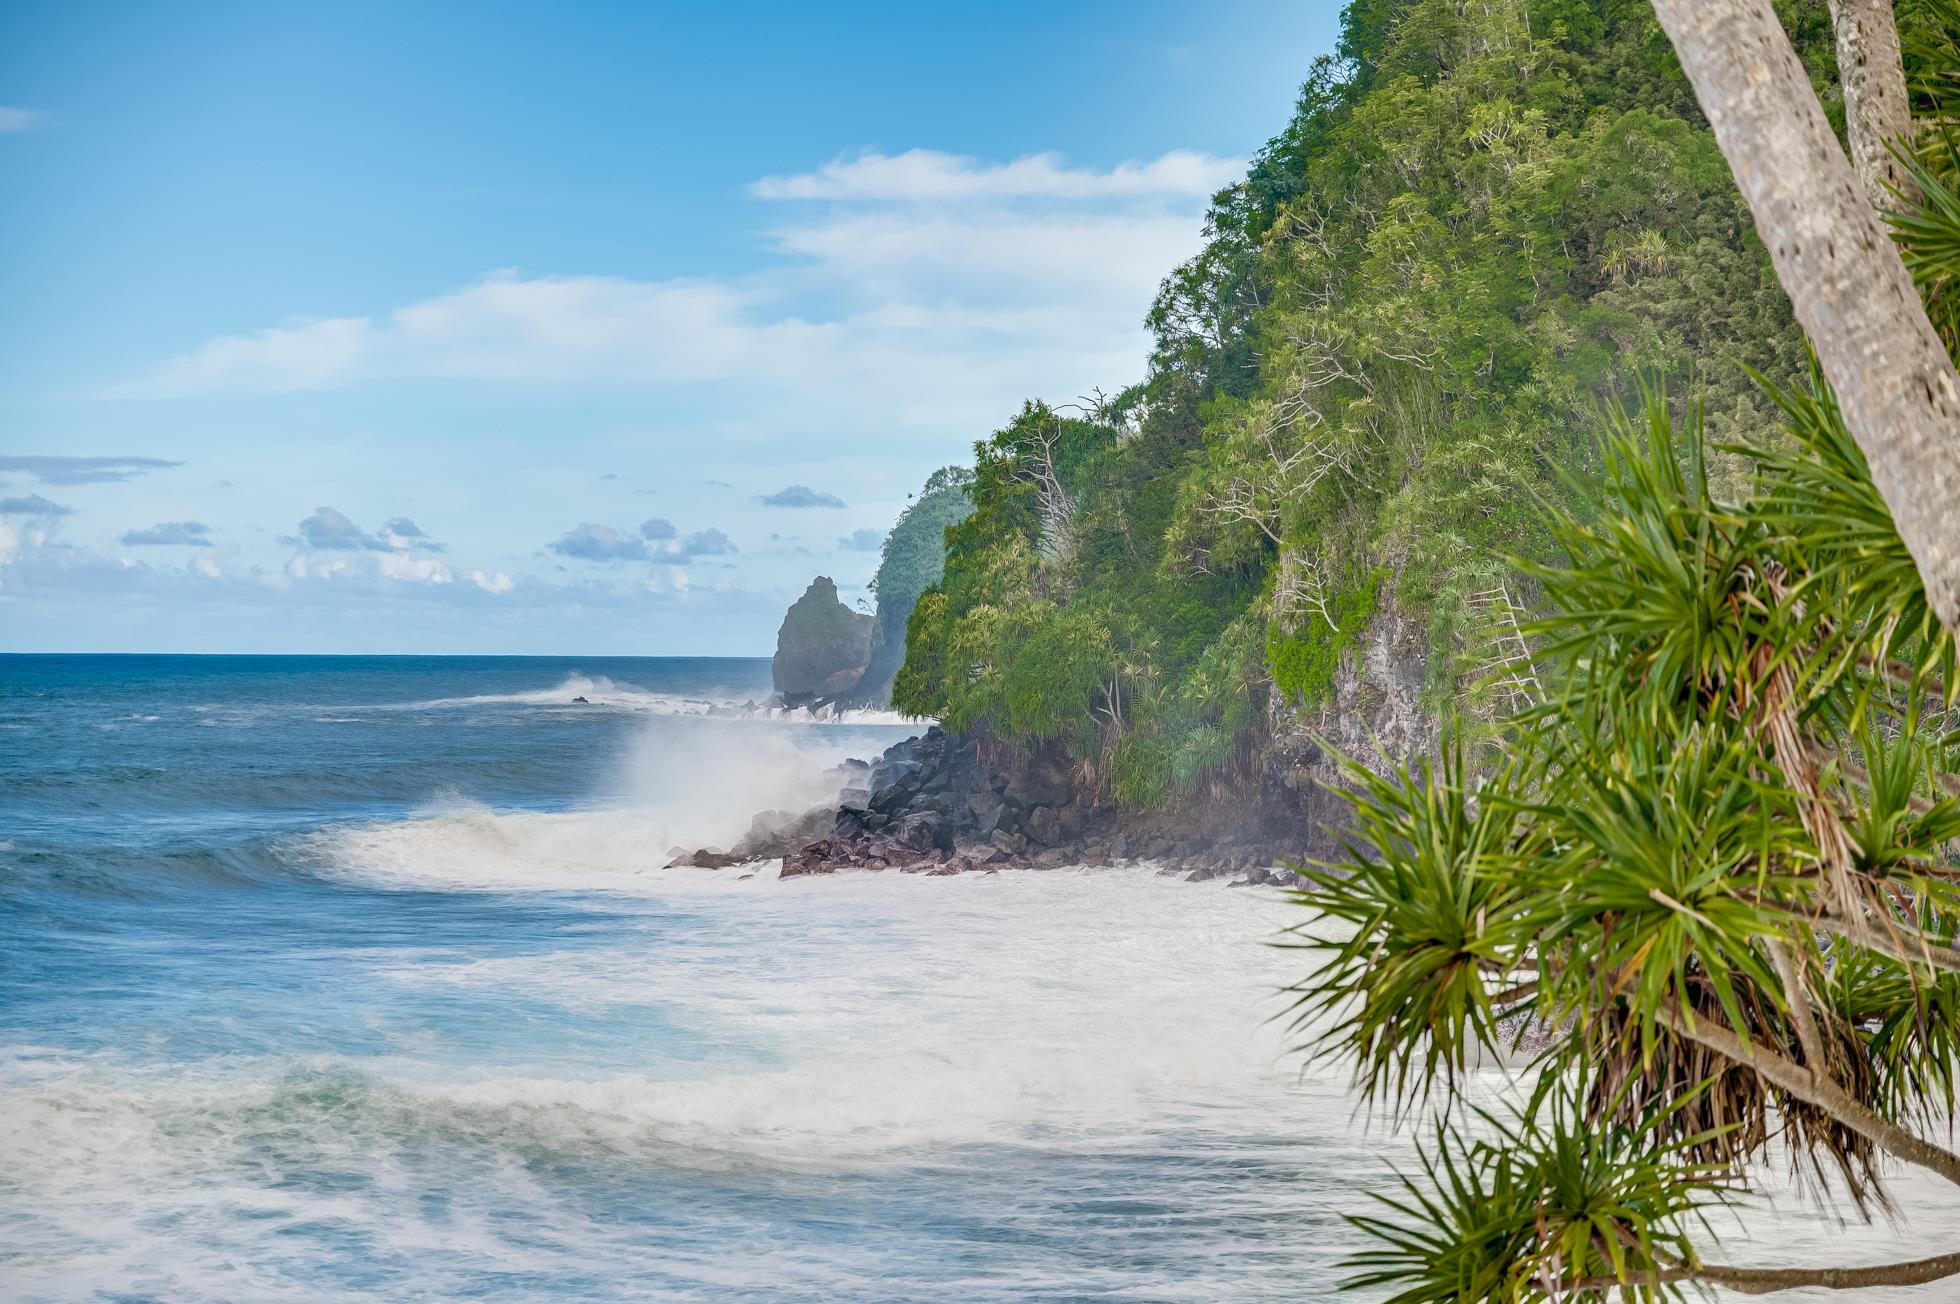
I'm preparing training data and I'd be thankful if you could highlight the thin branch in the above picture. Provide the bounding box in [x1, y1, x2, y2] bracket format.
[1655, 1003, 1960, 1186]
[1768, 938, 1832, 1082]
[1856, 651, 1949, 705]
[1834, 755, 1936, 816]
[1573, 1247, 1960, 1294]
[1811, 911, 1960, 974]
[1489, 979, 1538, 1007]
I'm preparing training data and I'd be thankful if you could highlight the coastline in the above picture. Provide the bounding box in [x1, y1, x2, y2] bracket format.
[666, 724, 1315, 889]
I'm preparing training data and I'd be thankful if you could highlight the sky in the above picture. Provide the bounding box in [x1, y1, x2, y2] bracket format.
[0, 0, 1343, 654]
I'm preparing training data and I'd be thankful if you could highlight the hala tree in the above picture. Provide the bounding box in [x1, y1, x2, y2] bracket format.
[1286, 2, 1960, 1296]
[1649, 0, 1960, 631]
[1293, 387, 1960, 1297]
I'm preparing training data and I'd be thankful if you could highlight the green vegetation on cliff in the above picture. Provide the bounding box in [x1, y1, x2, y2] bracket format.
[896, 0, 1830, 804]
[848, 468, 974, 706]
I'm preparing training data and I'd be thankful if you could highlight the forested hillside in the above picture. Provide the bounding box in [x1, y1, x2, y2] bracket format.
[894, 0, 1833, 807]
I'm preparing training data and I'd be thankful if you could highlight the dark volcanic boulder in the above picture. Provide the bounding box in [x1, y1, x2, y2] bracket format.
[773, 576, 876, 706]
[1005, 754, 1072, 809]
[894, 809, 949, 852]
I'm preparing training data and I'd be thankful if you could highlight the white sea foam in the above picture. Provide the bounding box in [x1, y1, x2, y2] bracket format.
[415, 672, 921, 726]
[8, 857, 1958, 1301]
[14, 694, 1956, 1301]
[306, 703, 918, 892]
[0, 870, 1377, 1300]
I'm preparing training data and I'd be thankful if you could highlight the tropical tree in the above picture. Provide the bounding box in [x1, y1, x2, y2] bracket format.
[1291, 384, 1960, 1298]
[1288, 3, 1960, 1292]
[1650, 0, 1960, 632]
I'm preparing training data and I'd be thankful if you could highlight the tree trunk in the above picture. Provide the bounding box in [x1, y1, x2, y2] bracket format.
[1658, 1004, 1960, 1187]
[1827, 0, 1920, 206]
[1578, 1249, 1960, 1294]
[1650, 0, 1960, 636]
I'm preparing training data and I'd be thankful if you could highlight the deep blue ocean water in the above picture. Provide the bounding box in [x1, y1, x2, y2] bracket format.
[0, 655, 1392, 1302]
[4, 656, 1935, 1302]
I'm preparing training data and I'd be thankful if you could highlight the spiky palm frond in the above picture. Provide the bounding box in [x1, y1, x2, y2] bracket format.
[1831, 905, 1960, 1128]
[1293, 379, 1960, 1289]
[1282, 738, 1536, 1112]
[1889, 132, 1960, 348]
[1745, 364, 1957, 701]
[1342, 1079, 1732, 1303]
[1520, 393, 1760, 735]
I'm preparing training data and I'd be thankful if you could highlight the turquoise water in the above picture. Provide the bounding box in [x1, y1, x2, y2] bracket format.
[5, 655, 1954, 1301]
[0, 655, 1389, 1302]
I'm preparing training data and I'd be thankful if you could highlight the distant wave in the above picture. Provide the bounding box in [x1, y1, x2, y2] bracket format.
[416, 673, 924, 726]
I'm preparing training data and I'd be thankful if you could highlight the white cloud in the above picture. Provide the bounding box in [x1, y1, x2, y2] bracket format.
[750, 148, 1241, 202]
[757, 484, 846, 509]
[126, 149, 1229, 414]
[549, 522, 649, 562]
[134, 277, 788, 395]
[0, 510, 801, 652]
[838, 527, 884, 552]
[121, 520, 212, 546]
[290, 505, 442, 552]
[375, 550, 451, 584]
[0, 107, 47, 134]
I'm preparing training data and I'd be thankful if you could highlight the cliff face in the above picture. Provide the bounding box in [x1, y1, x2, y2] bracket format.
[762, 590, 1434, 881]
[833, 611, 907, 709]
[772, 577, 875, 707]
[1257, 575, 1437, 856]
[680, 573, 1434, 879]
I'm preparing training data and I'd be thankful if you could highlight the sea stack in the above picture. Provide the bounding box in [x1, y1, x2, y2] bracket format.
[771, 576, 875, 708]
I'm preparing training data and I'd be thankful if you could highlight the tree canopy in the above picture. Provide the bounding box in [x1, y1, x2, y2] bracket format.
[897, 0, 1826, 804]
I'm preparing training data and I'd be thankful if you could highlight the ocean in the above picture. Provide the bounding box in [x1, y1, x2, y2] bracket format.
[2, 655, 1951, 1302]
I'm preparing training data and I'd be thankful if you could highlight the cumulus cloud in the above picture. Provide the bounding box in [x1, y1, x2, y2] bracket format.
[381, 517, 445, 551]
[0, 107, 47, 134]
[287, 506, 441, 552]
[282, 548, 455, 586]
[750, 148, 1241, 202]
[124, 148, 1228, 424]
[838, 527, 885, 552]
[293, 506, 385, 551]
[0, 454, 182, 485]
[121, 521, 212, 546]
[0, 493, 73, 517]
[676, 527, 737, 559]
[758, 484, 847, 509]
[133, 276, 778, 395]
[550, 520, 739, 563]
[0, 511, 794, 654]
[548, 522, 648, 562]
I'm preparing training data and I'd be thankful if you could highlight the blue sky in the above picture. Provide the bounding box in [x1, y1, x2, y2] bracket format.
[0, 0, 1342, 653]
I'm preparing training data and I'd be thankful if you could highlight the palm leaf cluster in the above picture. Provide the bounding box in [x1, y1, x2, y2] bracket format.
[1286, 368, 1960, 1298]
[1270, 10, 1960, 1298]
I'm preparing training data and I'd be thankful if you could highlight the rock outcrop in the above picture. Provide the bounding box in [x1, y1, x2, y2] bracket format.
[678, 575, 1436, 884]
[669, 727, 1308, 885]
[772, 576, 875, 708]
[1258, 573, 1439, 848]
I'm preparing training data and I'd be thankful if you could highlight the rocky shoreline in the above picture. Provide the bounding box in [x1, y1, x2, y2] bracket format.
[666, 726, 1312, 887]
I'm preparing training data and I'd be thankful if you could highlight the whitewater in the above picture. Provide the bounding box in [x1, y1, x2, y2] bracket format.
[2, 655, 1952, 1302]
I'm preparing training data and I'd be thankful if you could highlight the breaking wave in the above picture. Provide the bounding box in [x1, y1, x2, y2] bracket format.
[416, 673, 921, 726]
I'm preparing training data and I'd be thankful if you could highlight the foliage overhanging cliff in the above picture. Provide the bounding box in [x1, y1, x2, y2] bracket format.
[894, 0, 1836, 807]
